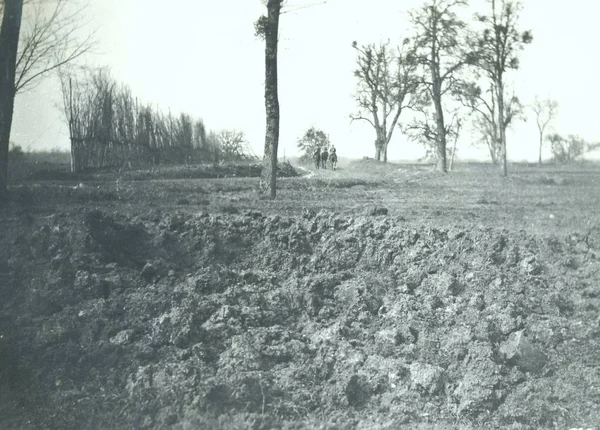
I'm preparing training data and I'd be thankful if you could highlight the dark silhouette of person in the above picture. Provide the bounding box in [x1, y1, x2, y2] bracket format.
[321, 147, 329, 169]
[314, 147, 321, 169]
[329, 145, 337, 170]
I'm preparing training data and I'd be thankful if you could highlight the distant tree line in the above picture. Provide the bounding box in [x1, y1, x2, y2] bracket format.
[59, 69, 255, 172]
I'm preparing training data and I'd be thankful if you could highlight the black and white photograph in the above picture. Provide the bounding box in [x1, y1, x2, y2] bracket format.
[1, 0, 599, 428]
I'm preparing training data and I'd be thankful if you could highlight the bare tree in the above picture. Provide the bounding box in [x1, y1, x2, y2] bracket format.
[351, 40, 418, 162]
[255, 0, 326, 198]
[409, 0, 475, 172]
[255, 0, 283, 199]
[531, 97, 558, 165]
[447, 112, 463, 171]
[217, 130, 256, 161]
[475, 0, 532, 176]
[0, 0, 24, 197]
[458, 81, 522, 164]
[0, 0, 94, 194]
[13, 0, 95, 94]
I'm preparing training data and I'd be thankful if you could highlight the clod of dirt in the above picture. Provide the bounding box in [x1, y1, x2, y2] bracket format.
[366, 206, 389, 216]
[409, 362, 445, 395]
[499, 330, 548, 374]
[140, 259, 168, 282]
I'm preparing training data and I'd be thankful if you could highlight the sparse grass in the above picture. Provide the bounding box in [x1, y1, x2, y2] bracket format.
[8, 150, 71, 183]
[5, 156, 600, 236]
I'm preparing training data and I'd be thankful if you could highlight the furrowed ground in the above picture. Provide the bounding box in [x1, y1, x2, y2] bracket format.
[1, 155, 600, 429]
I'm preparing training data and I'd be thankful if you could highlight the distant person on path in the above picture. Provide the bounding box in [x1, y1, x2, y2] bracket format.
[314, 147, 321, 169]
[329, 145, 337, 170]
[321, 147, 329, 169]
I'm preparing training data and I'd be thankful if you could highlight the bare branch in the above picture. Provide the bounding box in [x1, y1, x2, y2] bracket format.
[12, 0, 97, 94]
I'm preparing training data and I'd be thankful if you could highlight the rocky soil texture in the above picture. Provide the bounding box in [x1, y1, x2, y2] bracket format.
[2, 208, 600, 429]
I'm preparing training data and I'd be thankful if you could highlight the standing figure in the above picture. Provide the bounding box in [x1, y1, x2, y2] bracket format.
[321, 147, 329, 169]
[313, 147, 321, 169]
[329, 145, 337, 170]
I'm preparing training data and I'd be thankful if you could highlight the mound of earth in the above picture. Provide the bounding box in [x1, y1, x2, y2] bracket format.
[116, 162, 299, 181]
[1, 210, 600, 429]
[347, 158, 402, 170]
[23, 162, 300, 183]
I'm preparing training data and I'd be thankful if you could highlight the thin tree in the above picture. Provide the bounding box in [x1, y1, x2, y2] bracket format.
[409, 0, 474, 172]
[531, 97, 558, 165]
[255, 0, 282, 199]
[255, 0, 326, 198]
[457, 81, 522, 164]
[447, 112, 462, 171]
[475, 0, 532, 176]
[351, 40, 418, 162]
[0, 0, 24, 197]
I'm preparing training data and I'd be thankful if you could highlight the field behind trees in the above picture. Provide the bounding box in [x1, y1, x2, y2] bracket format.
[1, 156, 600, 429]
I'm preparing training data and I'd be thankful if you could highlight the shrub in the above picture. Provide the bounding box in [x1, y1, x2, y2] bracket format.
[547, 133, 586, 163]
[9, 142, 24, 158]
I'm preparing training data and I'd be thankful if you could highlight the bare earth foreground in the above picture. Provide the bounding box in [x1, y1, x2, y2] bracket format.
[1, 156, 600, 429]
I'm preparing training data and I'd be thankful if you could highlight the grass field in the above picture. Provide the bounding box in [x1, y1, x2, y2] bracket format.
[5, 154, 600, 236]
[1, 155, 600, 429]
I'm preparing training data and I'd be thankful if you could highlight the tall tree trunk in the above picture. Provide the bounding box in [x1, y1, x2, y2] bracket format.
[497, 81, 507, 176]
[383, 141, 388, 163]
[259, 0, 281, 199]
[432, 85, 447, 172]
[374, 133, 386, 161]
[538, 132, 543, 165]
[0, 0, 24, 197]
[430, 34, 446, 173]
[449, 127, 459, 171]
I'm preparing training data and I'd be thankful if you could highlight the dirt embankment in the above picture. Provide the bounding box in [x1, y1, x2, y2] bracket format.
[1, 209, 600, 429]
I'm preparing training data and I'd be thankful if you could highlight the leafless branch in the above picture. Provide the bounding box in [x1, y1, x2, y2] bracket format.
[12, 0, 97, 93]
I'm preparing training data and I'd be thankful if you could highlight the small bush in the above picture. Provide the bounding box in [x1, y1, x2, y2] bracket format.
[547, 133, 585, 163]
[8, 142, 24, 158]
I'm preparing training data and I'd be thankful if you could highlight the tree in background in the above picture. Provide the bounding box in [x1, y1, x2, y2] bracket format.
[351, 40, 418, 162]
[409, 0, 475, 172]
[255, 0, 283, 199]
[547, 133, 586, 164]
[217, 130, 256, 162]
[297, 126, 329, 164]
[475, 0, 532, 176]
[457, 81, 523, 164]
[531, 97, 558, 165]
[0, 0, 24, 197]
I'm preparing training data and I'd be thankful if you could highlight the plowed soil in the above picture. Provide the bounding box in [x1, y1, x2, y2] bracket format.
[1, 160, 600, 429]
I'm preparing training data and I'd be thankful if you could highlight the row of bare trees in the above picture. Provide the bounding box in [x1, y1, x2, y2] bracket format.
[60, 69, 255, 172]
[351, 0, 533, 175]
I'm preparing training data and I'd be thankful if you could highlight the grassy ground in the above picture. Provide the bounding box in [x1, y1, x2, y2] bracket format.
[5, 155, 600, 236]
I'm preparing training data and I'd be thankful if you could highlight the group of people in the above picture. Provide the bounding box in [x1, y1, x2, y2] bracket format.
[314, 145, 338, 170]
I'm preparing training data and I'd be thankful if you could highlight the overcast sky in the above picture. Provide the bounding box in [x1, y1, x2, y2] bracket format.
[10, 0, 600, 161]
